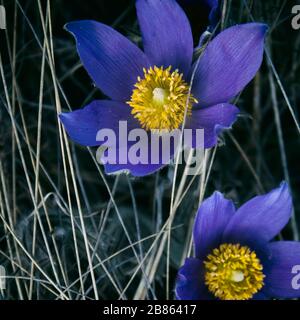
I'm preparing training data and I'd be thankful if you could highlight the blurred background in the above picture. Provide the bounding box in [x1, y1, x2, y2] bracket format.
[0, 0, 299, 300]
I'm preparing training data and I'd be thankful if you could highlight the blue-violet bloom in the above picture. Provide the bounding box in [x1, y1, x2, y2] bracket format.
[60, 0, 267, 176]
[176, 182, 300, 300]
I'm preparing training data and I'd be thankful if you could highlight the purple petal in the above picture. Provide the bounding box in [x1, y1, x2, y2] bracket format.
[136, 0, 193, 75]
[186, 103, 239, 148]
[103, 154, 169, 177]
[223, 182, 292, 245]
[193, 192, 236, 260]
[65, 20, 150, 101]
[263, 241, 300, 299]
[176, 258, 213, 300]
[59, 100, 138, 146]
[192, 23, 267, 107]
[252, 292, 269, 300]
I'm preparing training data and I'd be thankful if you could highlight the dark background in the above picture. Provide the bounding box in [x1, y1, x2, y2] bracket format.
[0, 0, 299, 299]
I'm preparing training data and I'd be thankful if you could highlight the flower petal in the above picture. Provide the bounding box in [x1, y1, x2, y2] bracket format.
[193, 192, 236, 260]
[186, 103, 239, 148]
[59, 100, 138, 146]
[252, 292, 269, 300]
[223, 182, 292, 245]
[103, 155, 169, 177]
[263, 241, 300, 299]
[65, 20, 150, 101]
[176, 258, 213, 300]
[192, 23, 267, 107]
[136, 0, 193, 75]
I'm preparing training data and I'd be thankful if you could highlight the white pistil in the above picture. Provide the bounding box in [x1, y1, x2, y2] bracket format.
[231, 270, 245, 283]
[152, 87, 167, 105]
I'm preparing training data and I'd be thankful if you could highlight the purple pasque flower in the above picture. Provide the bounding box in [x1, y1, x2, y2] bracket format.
[59, 0, 267, 177]
[176, 182, 300, 300]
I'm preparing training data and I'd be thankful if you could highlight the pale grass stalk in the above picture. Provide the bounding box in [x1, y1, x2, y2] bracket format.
[2, 87, 73, 298]
[11, 1, 17, 226]
[175, 146, 216, 260]
[13, 4, 69, 299]
[16, 0, 123, 298]
[2, 0, 27, 298]
[0, 172, 24, 299]
[10, 1, 83, 300]
[0, 249, 69, 299]
[36, 0, 94, 298]
[198, 150, 209, 207]
[177, 146, 217, 208]
[87, 148, 157, 299]
[242, 0, 300, 136]
[173, 149, 195, 206]
[3, 1, 73, 299]
[0, 44, 69, 299]
[0, 192, 69, 298]
[268, 64, 298, 240]
[28, 25, 47, 300]
[46, 0, 100, 299]
[133, 150, 209, 299]
[61, 231, 165, 296]
[221, 0, 228, 30]
[228, 132, 264, 193]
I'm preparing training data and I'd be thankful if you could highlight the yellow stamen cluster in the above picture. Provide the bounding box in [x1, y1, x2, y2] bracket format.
[127, 66, 197, 131]
[204, 243, 265, 300]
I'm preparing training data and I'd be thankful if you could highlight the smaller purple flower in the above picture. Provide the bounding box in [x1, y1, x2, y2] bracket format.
[176, 182, 300, 300]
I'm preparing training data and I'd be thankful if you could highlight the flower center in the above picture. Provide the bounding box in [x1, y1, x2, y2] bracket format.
[127, 66, 197, 131]
[204, 243, 265, 300]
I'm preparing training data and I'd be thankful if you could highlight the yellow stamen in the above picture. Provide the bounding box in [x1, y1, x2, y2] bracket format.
[127, 66, 198, 131]
[204, 243, 265, 300]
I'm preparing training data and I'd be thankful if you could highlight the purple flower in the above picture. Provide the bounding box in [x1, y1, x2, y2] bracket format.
[176, 182, 300, 300]
[59, 0, 267, 176]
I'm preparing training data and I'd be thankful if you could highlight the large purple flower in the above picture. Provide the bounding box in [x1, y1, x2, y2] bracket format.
[59, 0, 267, 176]
[176, 182, 300, 300]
